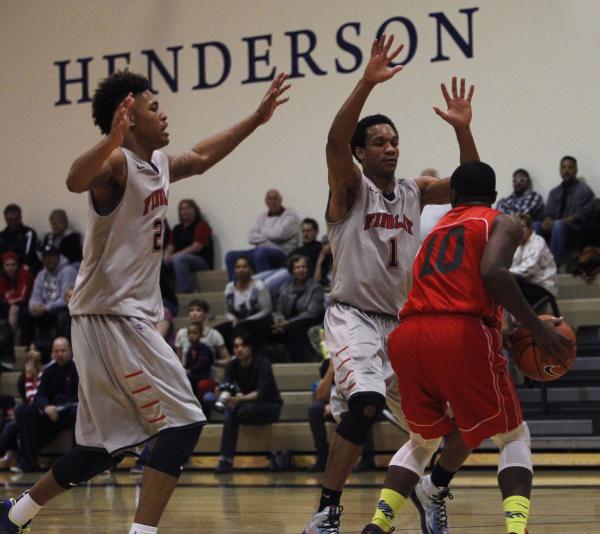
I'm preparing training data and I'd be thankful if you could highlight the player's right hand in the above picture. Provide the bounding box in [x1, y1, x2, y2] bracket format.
[363, 34, 404, 84]
[109, 93, 135, 145]
[532, 317, 574, 367]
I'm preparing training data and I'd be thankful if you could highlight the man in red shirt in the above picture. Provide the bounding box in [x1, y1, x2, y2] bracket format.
[362, 162, 572, 534]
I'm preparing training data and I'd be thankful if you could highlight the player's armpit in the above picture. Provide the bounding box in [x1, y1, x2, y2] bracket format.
[326, 146, 362, 222]
[169, 151, 208, 182]
[416, 176, 451, 207]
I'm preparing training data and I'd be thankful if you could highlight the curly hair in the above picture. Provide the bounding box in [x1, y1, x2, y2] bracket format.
[92, 70, 150, 135]
[350, 114, 398, 161]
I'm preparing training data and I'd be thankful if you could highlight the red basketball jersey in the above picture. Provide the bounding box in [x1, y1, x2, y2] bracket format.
[401, 204, 502, 327]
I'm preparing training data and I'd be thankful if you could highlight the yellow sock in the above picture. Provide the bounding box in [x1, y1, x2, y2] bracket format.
[503, 495, 530, 534]
[371, 488, 405, 532]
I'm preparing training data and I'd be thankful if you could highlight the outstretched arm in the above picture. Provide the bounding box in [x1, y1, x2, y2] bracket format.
[417, 77, 478, 206]
[326, 34, 404, 222]
[170, 73, 291, 182]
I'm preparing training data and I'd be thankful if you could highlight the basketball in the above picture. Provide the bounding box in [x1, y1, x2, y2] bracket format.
[511, 315, 577, 381]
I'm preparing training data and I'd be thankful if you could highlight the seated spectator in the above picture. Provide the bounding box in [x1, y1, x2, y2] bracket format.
[184, 322, 219, 411]
[419, 168, 452, 242]
[41, 209, 83, 266]
[0, 351, 44, 469]
[307, 358, 375, 472]
[28, 245, 77, 340]
[14, 337, 78, 472]
[255, 218, 326, 296]
[225, 189, 299, 280]
[270, 255, 325, 361]
[534, 156, 596, 266]
[164, 199, 213, 293]
[175, 299, 230, 365]
[511, 214, 558, 307]
[0, 251, 33, 345]
[496, 168, 544, 220]
[220, 256, 272, 352]
[214, 333, 282, 474]
[0, 204, 41, 274]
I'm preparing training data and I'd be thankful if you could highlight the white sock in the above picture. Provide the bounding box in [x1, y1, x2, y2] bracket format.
[9, 492, 41, 526]
[129, 523, 158, 534]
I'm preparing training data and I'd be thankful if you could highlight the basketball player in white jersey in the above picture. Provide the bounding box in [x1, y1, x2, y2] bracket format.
[0, 70, 290, 534]
[303, 35, 479, 534]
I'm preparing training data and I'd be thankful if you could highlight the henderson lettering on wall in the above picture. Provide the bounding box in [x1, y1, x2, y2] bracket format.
[53, 7, 478, 106]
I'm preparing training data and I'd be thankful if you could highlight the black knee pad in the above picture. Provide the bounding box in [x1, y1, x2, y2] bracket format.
[146, 424, 203, 478]
[52, 448, 124, 490]
[336, 392, 385, 445]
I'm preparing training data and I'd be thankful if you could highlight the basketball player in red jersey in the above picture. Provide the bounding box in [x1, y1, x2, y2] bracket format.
[0, 71, 290, 534]
[362, 161, 572, 534]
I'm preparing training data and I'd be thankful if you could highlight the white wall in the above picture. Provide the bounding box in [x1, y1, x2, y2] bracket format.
[2, 0, 599, 265]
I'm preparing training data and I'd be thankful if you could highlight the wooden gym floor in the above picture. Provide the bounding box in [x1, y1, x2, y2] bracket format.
[1, 469, 599, 533]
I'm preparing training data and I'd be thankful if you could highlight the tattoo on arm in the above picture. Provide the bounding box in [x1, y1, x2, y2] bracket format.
[171, 152, 197, 181]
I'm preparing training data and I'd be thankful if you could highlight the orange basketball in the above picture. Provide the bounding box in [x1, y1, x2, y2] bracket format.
[510, 315, 577, 381]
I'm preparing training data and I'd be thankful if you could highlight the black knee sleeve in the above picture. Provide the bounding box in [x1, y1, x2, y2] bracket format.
[146, 424, 202, 478]
[335, 392, 385, 445]
[52, 448, 124, 490]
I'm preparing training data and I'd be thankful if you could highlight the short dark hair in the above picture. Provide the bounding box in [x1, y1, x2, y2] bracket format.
[350, 114, 398, 160]
[561, 155, 577, 167]
[450, 161, 497, 204]
[233, 331, 253, 350]
[235, 255, 255, 273]
[301, 218, 319, 233]
[287, 254, 312, 274]
[512, 168, 530, 180]
[92, 70, 150, 135]
[187, 321, 203, 333]
[189, 299, 209, 313]
[4, 204, 21, 216]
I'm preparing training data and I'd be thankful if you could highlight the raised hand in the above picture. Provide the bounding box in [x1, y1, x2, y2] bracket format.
[433, 77, 475, 129]
[256, 72, 291, 125]
[109, 93, 135, 145]
[363, 34, 404, 84]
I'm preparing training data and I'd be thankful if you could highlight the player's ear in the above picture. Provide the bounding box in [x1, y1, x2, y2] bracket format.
[355, 146, 366, 162]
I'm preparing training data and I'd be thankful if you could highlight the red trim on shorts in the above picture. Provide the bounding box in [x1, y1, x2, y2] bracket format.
[140, 399, 160, 409]
[347, 382, 356, 393]
[335, 346, 349, 356]
[336, 356, 351, 371]
[132, 385, 151, 395]
[149, 414, 166, 424]
[124, 370, 143, 379]
[339, 370, 354, 385]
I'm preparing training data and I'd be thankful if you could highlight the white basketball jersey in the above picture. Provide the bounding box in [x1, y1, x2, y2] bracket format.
[69, 147, 169, 322]
[328, 174, 421, 316]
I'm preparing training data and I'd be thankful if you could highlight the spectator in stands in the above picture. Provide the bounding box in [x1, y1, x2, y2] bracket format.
[0, 204, 41, 273]
[164, 199, 213, 293]
[184, 322, 219, 411]
[255, 218, 325, 296]
[0, 351, 43, 469]
[0, 252, 34, 346]
[214, 332, 282, 474]
[496, 168, 544, 220]
[14, 337, 78, 472]
[41, 209, 83, 266]
[419, 169, 452, 242]
[270, 255, 325, 361]
[534, 156, 596, 266]
[307, 358, 375, 472]
[511, 213, 558, 306]
[221, 256, 272, 352]
[29, 245, 77, 341]
[175, 299, 230, 365]
[225, 189, 299, 280]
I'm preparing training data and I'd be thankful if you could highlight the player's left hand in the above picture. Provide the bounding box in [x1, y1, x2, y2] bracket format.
[433, 76, 474, 128]
[256, 72, 291, 125]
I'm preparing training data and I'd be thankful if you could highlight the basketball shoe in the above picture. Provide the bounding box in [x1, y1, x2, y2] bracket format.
[0, 498, 31, 533]
[302, 505, 342, 534]
[410, 476, 452, 534]
[360, 523, 395, 533]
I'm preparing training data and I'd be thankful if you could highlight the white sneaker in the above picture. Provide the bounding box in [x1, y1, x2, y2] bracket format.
[410, 476, 452, 534]
[302, 505, 342, 534]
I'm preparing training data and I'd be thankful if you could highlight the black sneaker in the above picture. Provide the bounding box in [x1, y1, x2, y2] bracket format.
[214, 460, 233, 474]
[307, 458, 326, 473]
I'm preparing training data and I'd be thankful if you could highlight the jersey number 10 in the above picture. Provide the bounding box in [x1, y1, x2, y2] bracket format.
[419, 225, 465, 279]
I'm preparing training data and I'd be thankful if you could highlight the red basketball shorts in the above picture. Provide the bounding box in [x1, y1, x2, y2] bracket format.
[389, 315, 523, 448]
